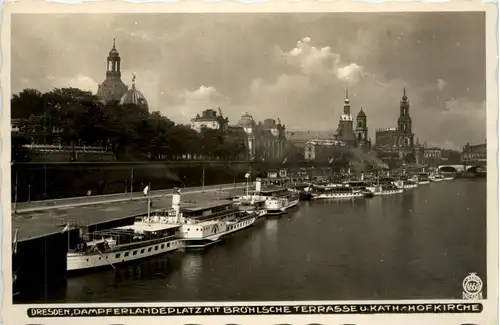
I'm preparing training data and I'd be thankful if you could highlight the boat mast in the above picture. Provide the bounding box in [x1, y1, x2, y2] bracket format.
[148, 183, 151, 224]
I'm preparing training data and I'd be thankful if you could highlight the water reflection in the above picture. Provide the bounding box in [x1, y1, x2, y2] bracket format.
[180, 252, 204, 292]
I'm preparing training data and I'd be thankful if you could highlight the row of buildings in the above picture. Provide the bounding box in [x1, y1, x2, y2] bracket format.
[12, 38, 485, 167]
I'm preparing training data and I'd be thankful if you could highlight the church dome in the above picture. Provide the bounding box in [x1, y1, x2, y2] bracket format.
[119, 75, 148, 111]
[238, 112, 255, 127]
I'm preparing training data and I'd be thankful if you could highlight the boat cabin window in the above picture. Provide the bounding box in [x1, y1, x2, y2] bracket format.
[133, 250, 137, 256]
[155, 246, 159, 251]
[124, 252, 129, 257]
[161, 244, 165, 249]
[148, 247, 152, 252]
[115, 253, 120, 258]
[140, 249, 145, 254]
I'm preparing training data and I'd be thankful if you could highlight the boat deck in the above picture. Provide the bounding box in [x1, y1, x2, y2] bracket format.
[12, 189, 245, 242]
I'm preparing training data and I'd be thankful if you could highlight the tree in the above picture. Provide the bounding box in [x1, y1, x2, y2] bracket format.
[11, 87, 249, 162]
[11, 89, 45, 119]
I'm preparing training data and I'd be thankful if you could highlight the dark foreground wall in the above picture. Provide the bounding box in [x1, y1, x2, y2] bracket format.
[13, 230, 78, 302]
[11, 162, 265, 202]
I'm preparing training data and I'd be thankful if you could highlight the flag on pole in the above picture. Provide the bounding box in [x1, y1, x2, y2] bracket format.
[143, 185, 149, 196]
[61, 223, 70, 234]
[328, 157, 334, 164]
[282, 157, 288, 164]
[244, 173, 250, 179]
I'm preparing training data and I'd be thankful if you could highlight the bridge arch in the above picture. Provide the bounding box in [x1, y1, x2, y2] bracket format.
[439, 166, 458, 173]
[465, 165, 483, 173]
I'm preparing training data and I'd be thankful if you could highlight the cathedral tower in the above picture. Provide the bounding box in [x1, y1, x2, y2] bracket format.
[97, 39, 128, 104]
[355, 105, 369, 147]
[334, 88, 356, 146]
[397, 88, 414, 150]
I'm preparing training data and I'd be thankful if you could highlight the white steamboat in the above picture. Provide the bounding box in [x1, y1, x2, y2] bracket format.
[258, 187, 300, 215]
[151, 189, 258, 249]
[67, 219, 183, 273]
[312, 185, 364, 200]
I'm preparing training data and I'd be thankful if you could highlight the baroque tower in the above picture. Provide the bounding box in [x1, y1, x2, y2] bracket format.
[96, 39, 128, 104]
[355, 105, 369, 147]
[335, 88, 356, 146]
[397, 88, 414, 151]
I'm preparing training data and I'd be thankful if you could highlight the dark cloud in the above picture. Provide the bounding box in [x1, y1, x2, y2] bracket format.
[11, 12, 486, 149]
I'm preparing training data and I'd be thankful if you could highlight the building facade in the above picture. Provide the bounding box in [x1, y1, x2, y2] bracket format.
[304, 139, 347, 161]
[190, 108, 229, 133]
[237, 113, 287, 161]
[423, 147, 443, 166]
[462, 142, 487, 164]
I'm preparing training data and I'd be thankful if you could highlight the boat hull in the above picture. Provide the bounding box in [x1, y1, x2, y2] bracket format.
[313, 193, 364, 199]
[67, 238, 184, 273]
[373, 189, 404, 196]
[183, 216, 257, 249]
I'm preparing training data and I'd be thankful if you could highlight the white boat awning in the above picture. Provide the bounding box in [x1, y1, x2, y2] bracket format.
[114, 223, 180, 233]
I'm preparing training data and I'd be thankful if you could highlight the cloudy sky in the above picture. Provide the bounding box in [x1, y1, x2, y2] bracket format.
[12, 12, 486, 149]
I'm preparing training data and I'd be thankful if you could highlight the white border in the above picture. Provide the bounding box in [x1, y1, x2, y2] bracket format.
[1, 1, 498, 325]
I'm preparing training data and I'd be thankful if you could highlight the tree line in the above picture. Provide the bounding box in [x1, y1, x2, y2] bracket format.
[11, 88, 247, 161]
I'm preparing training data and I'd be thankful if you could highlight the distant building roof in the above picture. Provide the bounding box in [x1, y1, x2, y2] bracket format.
[237, 113, 255, 127]
[305, 139, 347, 147]
[191, 109, 219, 122]
[286, 130, 334, 141]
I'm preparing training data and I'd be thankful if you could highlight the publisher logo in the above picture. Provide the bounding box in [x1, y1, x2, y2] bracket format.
[462, 273, 483, 300]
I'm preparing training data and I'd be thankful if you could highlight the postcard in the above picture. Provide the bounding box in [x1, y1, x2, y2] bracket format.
[1, 1, 498, 325]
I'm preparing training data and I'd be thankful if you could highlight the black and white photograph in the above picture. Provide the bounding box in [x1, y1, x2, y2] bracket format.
[2, 1, 498, 325]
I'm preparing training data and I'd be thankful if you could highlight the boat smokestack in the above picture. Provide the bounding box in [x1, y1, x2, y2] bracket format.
[172, 187, 181, 215]
[255, 178, 262, 193]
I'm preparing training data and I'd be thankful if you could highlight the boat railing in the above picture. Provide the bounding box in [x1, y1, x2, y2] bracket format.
[184, 208, 240, 222]
[72, 234, 179, 255]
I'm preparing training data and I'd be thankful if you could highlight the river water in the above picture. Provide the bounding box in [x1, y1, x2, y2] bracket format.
[24, 178, 487, 303]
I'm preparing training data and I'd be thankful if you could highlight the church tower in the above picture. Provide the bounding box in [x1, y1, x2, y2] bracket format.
[355, 105, 369, 147]
[397, 88, 414, 149]
[334, 88, 357, 146]
[97, 39, 128, 104]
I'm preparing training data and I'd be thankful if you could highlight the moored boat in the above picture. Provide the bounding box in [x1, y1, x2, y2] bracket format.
[287, 183, 314, 201]
[257, 187, 300, 216]
[402, 180, 418, 189]
[312, 186, 364, 199]
[372, 184, 404, 196]
[414, 173, 431, 185]
[430, 174, 445, 182]
[67, 220, 183, 273]
[162, 190, 258, 249]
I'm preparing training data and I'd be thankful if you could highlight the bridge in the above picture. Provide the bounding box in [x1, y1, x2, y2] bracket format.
[437, 163, 486, 173]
